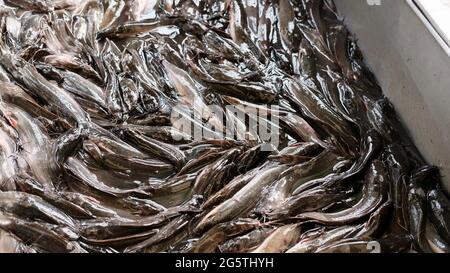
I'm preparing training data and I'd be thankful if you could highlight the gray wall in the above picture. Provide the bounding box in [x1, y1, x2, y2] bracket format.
[334, 0, 450, 192]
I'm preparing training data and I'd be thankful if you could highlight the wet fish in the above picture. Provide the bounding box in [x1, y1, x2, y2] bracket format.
[0, 212, 85, 253]
[0, 191, 77, 230]
[425, 219, 450, 253]
[0, 229, 36, 253]
[296, 160, 388, 225]
[287, 225, 361, 253]
[427, 187, 450, 244]
[187, 218, 260, 253]
[251, 224, 301, 253]
[194, 164, 287, 233]
[408, 166, 438, 252]
[315, 235, 412, 253]
[218, 227, 274, 253]
[0, 53, 89, 125]
[124, 215, 190, 253]
[0, 0, 447, 254]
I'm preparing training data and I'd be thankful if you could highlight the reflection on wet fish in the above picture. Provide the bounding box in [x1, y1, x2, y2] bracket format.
[0, 0, 448, 253]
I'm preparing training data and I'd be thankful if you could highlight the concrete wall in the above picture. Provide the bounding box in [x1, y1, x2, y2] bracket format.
[334, 0, 450, 192]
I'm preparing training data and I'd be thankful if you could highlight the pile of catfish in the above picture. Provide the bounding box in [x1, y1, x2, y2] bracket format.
[0, 0, 449, 253]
